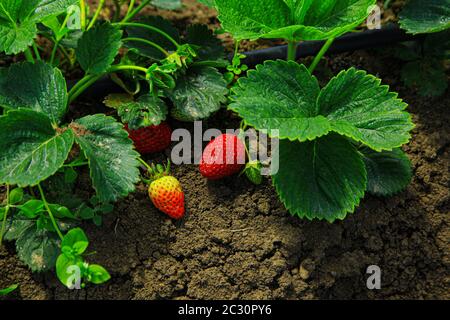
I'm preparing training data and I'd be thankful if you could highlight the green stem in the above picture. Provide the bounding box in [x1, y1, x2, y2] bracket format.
[308, 37, 335, 74]
[50, 40, 60, 65]
[68, 75, 102, 104]
[68, 65, 148, 103]
[80, 0, 86, 30]
[32, 42, 41, 61]
[0, 185, 10, 247]
[138, 158, 153, 172]
[113, 0, 121, 21]
[113, 22, 180, 48]
[37, 184, 63, 241]
[24, 48, 35, 63]
[87, 0, 105, 30]
[121, 0, 151, 23]
[287, 40, 298, 61]
[126, 0, 136, 17]
[122, 37, 169, 56]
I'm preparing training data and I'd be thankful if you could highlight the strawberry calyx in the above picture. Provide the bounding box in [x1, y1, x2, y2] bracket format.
[138, 158, 171, 183]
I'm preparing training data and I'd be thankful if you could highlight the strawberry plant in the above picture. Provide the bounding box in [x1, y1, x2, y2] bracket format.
[229, 60, 414, 222]
[0, 60, 140, 286]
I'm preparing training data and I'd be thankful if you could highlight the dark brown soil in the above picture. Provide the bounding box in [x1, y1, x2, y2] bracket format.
[1, 0, 449, 300]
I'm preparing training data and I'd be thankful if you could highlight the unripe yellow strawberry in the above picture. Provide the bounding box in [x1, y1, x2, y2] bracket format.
[148, 176, 185, 219]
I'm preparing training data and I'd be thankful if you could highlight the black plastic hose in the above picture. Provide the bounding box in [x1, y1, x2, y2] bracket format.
[238, 24, 422, 67]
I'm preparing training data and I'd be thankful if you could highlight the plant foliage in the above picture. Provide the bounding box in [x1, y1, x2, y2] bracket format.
[230, 60, 414, 221]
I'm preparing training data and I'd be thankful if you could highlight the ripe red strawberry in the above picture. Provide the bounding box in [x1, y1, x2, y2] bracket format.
[125, 122, 172, 154]
[149, 175, 185, 219]
[200, 133, 246, 180]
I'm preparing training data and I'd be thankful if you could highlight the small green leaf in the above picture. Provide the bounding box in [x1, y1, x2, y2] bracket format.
[244, 161, 263, 185]
[0, 284, 18, 296]
[272, 134, 367, 222]
[399, 0, 450, 34]
[9, 188, 24, 204]
[56, 253, 83, 288]
[61, 227, 89, 255]
[72, 114, 140, 202]
[19, 200, 45, 218]
[0, 62, 68, 125]
[361, 147, 412, 196]
[87, 264, 111, 284]
[104, 93, 168, 130]
[168, 66, 228, 121]
[0, 109, 74, 187]
[124, 16, 180, 60]
[48, 204, 76, 219]
[76, 22, 122, 74]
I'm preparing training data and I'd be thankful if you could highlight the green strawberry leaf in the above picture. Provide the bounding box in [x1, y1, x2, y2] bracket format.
[399, 0, 450, 34]
[0, 62, 68, 125]
[231, 61, 413, 149]
[0, 21, 37, 55]
[76, 22, 123, 75]
[185, 24, 226, 61]
[124, 16, 180, 60]
[230, 61, 327, 141]
[32, 0, 79, 22]
[5, 219, 61, 272]
[168, 66, 228, 121]
[104, 93, 168, 130]
[361, 147, 412, 196]
[0, 0, 78, 54]
[151, 0, 182, 10]
[61, 227, 89, 255]
[401, 58, 448, 97]
[87, 264, 111, 284]
[215, 0, 375, 41]
[272, 134, 367, 222]
[318, 68, 414, 151]
[0, 109, 74, 187]
[56, 253, 83, 288]
[72, 114, 140, 202]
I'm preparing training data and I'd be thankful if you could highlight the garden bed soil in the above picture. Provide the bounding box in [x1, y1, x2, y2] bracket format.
[1, 0, 449, 300]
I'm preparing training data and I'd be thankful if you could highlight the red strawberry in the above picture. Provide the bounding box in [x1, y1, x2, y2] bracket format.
[149, 175, 185, 219]
[125, 122, 172, 154]
[200, 133, 246, 180]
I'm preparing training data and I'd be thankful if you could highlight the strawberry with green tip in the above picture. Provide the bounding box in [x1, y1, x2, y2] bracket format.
[142, 160, 185, 219]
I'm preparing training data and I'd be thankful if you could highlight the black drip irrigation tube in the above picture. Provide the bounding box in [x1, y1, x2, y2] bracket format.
[237, 24, 422, 67]
[74, 24, 422, 99]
